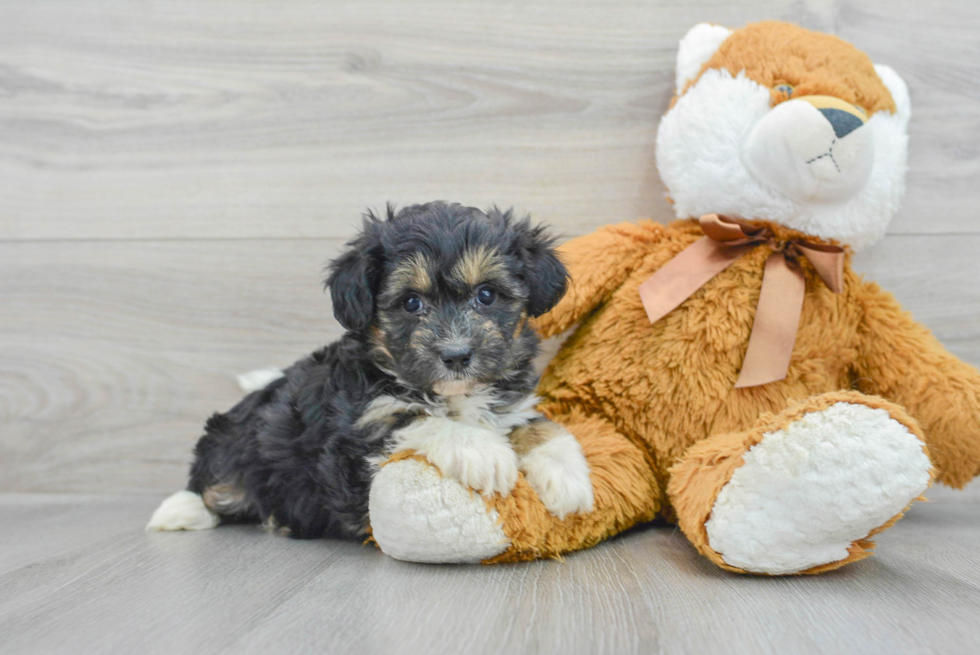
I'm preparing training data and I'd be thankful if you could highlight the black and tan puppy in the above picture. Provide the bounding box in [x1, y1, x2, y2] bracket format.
[147, 202, 594, 539]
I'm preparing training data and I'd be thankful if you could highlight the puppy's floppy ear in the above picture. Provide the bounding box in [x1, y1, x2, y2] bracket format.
[325, 212, 385, 332]
[502, 209, 569, 317]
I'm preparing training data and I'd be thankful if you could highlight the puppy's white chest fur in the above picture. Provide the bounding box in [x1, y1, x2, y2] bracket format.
[441, 390, 540, 435]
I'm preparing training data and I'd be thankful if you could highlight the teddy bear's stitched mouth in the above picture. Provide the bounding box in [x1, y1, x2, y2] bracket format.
[806, 138, 841, 173]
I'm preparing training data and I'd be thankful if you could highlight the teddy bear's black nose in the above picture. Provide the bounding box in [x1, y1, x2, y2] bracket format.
[819, 107, 864, 139]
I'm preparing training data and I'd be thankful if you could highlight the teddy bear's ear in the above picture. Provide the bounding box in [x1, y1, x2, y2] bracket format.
[874, 64, 911, 128]
[675, 23, 733, 95]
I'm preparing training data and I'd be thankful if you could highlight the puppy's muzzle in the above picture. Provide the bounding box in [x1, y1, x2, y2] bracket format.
[440, 346, 473, 373]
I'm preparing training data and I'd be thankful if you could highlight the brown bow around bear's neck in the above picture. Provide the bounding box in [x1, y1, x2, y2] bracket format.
[638, 214, 846, 388]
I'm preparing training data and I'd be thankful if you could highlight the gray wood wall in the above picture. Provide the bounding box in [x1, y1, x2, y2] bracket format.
[2, 0, 978, 495]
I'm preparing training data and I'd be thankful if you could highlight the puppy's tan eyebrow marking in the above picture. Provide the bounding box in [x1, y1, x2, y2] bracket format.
[451, 245, 506, 288]
[386, 252, 432, 295]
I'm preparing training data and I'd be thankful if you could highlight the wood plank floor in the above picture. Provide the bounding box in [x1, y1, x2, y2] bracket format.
[2, 0, 980, 653]
[1, 484, 978, 655]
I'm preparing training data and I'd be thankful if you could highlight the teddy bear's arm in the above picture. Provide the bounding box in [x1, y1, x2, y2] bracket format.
[855, 281, 980, 488]
[532, 221, 664, 338]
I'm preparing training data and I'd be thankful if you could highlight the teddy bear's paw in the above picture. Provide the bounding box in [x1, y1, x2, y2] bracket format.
[704, 401, 932, 574]
[393, 417, 519, 498]
[369, 458, 510, 563]
[520, 430, 594, 519]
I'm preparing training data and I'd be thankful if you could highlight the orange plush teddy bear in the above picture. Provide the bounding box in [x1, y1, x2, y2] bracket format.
[368, 21, 980, 574]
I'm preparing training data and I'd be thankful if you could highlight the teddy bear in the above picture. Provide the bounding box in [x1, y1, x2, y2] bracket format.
[367, 21, 980, 574]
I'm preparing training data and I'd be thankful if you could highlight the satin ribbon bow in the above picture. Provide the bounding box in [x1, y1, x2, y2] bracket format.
[638, 214, 845, 388]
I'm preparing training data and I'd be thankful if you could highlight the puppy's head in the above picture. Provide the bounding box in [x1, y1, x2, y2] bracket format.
[326, 202, 568, 396]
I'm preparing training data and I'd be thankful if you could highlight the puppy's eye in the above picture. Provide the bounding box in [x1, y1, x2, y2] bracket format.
[774, 83, 794, 97]
[475, 286, 496, 306]
[402, 295, 423, 313]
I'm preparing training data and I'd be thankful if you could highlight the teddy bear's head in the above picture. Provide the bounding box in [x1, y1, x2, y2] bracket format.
[656, 21, 910, 250]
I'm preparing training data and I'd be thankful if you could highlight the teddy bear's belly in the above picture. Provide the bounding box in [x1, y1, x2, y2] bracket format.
[538, 267, 862, 477]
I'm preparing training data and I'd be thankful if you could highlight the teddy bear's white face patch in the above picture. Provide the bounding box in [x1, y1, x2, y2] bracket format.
[657, 68, 908, 251]
[743, 97, 875, 204]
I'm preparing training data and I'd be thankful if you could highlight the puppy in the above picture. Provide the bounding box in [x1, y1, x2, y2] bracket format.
[147, 202, 594, 539]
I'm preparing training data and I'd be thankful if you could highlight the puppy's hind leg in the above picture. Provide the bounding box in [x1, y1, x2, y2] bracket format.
[146, 490, 219, 532]
[147, 408, 258, 532]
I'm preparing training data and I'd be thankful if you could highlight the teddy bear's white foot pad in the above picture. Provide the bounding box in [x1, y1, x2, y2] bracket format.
[369, 458, 510, 563]
[705, 402, 931, 574]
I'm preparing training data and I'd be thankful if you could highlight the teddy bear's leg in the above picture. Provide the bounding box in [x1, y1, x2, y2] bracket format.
[369, 409, 662, 563]
[667, 391, 934, 575]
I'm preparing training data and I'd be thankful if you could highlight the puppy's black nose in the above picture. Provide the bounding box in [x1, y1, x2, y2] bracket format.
[441, 347, 473, 372]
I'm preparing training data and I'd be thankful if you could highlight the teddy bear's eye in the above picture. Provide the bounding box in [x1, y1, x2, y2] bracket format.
[774, 83, 795, 97]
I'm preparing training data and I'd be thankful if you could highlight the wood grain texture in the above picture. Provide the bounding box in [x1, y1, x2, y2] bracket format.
[0, 0, 978, 241]
[0, 488, 977, 655]
[0, 239, 342, 493]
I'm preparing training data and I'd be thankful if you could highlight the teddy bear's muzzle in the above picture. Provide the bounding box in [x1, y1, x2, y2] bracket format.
[742, 95, 875, 204]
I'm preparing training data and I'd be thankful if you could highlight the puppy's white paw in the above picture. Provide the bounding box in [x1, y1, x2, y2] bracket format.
[145, 490, 219, 532]
[520, 431, 594, 519]
[429, 436, 520, 498]
[393, 418, 519, 498]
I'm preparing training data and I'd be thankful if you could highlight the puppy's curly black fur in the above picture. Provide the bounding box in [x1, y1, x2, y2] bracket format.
[179, 202, 568, 539]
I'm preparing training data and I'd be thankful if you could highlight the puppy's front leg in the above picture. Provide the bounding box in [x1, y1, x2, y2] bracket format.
[391, 417, 519, 498]
[510, 419, 594, 519]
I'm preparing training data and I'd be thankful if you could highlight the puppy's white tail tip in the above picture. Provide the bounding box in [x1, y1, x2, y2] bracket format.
[145, 490, 219, 532]
[236, 367, 285, 392]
